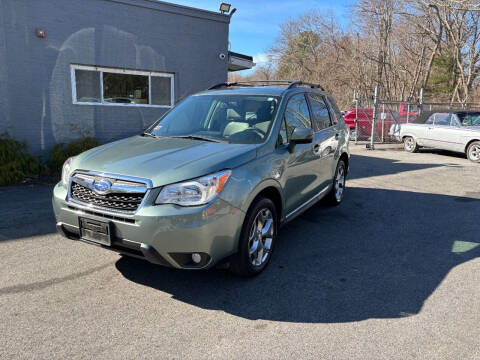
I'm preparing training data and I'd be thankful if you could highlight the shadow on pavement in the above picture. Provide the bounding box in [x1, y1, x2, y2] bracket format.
[116, 185, 480, 323]
[347, 153, 447, 180]
[0, 185, 56, 241]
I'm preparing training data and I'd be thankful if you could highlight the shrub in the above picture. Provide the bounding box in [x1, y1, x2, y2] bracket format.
[49, 137, 99, 172]
[0, 132, 44, 186]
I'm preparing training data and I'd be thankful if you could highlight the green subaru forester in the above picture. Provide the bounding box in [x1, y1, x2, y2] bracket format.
[53, 81, 350, 276]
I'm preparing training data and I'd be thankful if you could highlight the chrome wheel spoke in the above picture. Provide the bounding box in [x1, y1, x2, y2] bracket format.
[261, 219, 273, 237]
[263, 237, 272, 251]
[256, 247, 264, 265]
[249, 239, 259, 255]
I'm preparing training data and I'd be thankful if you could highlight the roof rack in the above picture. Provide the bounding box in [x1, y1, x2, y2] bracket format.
[287, 81, 325, 91]
[208, 80, 325, 91]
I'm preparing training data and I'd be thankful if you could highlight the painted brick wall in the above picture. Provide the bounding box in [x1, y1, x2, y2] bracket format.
[0, 0, 229, 155]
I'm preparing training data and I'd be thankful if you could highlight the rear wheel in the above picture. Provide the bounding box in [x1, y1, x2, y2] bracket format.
[230, 197, 277, 276]
[403, 136, 419, 153]
[324, 160, 346, 206]
[466, 141, 480, 163]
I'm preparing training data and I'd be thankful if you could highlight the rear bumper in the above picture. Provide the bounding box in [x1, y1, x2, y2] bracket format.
[52, 182, 245, 269]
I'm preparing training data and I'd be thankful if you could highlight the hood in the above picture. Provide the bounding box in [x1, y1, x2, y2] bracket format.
[71, 136, 258, 187]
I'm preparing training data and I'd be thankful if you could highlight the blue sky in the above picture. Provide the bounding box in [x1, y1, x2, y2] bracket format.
[170, 0, 355, 68]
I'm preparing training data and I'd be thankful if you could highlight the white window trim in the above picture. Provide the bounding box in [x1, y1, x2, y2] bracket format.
[70, 64, 174, 108]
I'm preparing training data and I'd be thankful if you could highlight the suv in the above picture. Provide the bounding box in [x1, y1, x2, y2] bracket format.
[53, 81, 350, 276]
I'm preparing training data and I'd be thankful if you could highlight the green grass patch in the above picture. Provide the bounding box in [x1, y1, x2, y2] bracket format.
[0, 133, 45, 186]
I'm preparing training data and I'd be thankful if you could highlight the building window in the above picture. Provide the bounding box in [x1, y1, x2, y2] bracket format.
[71, 65, 174, 108]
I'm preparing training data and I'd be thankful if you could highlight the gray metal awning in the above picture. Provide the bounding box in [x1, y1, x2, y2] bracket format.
[228, 51, 255, 72]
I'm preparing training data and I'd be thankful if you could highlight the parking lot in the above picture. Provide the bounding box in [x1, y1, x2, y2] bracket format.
[0, 144, 479, 360]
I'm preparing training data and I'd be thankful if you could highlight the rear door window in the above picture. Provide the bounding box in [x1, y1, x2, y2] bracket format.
[308, 94, 332, 131]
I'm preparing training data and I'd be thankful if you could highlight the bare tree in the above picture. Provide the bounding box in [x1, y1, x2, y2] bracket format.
[230, 0, 480, 107]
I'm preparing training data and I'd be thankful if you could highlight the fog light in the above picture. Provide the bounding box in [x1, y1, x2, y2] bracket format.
[191, 253, 202, 264]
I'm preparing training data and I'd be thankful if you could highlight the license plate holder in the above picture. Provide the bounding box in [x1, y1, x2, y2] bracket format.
[79, 217, 112, 246]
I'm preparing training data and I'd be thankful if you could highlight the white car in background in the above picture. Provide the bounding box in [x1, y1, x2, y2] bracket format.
[399, 110, 480, 163]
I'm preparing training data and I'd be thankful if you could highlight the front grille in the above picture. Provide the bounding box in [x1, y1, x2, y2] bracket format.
[71, 182, 144, 212]
[67, 205, 136, 223]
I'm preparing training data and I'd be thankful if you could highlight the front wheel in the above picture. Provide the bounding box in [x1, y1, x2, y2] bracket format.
[230, 197, 277, 276]
[324, 159, 346, 206]
[403, 136, 419, 153]
[466, 141, 480, 163]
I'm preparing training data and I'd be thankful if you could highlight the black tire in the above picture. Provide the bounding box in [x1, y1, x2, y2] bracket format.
[466, 141, 480, 163]
[230, 197, 277, 277]
[324, 159, 346, 206]
[403, 136, 419, 153]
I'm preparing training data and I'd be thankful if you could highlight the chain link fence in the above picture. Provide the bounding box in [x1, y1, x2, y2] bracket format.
[350, 87, 480, 149]
[351, 97, 418, 144]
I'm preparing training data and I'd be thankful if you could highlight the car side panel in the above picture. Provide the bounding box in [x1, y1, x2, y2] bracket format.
[400, 123, 428, 146]
[314, 127, 337, 185]
[426, 125, 462, 151]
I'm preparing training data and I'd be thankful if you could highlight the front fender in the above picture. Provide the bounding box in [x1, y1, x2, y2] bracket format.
[400, 131, 418, 141]
[240, 178, 283, 214]
[219, 156, 284, 215]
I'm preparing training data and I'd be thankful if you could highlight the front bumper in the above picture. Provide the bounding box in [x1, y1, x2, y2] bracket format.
[52, 183, 245, 269]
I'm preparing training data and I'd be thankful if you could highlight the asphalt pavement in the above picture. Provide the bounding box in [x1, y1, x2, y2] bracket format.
[0, 144, 479, 359]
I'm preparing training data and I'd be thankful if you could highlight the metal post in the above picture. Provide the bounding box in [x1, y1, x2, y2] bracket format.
[369, 86, 379, 150]
[354, 92, 359, 145]
[419, 88, 424, 115]
[381, 103, 385, 143]
[406, 104, 410, 123]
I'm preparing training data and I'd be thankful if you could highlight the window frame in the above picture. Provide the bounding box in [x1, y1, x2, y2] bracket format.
[70, 64, 174, 108]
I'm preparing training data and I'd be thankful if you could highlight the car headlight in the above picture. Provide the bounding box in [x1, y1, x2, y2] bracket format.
[61, 157, 74, 187]
[155, 170, 231, 206]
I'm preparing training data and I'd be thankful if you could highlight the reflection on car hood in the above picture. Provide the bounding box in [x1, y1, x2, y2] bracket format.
[72, 136, 258, 187]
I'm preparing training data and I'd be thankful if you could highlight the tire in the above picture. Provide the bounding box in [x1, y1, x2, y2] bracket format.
[230, 197, 277, 277]
[403, 136, 419, 153]
[324, 159, 346, 206]
[466, 141, 480, 163]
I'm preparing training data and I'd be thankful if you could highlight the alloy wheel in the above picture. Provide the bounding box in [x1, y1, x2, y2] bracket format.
[248, 208, 274, 267]
[335, 164, 345, 202]
[404, 137, 414, 151]
[469, 144, 480, 161]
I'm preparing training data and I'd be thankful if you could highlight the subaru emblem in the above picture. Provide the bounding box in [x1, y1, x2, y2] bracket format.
[93, 179, 112, 194]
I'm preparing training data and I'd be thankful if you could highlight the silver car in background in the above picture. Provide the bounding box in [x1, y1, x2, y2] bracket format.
[399, 110, 480, 163]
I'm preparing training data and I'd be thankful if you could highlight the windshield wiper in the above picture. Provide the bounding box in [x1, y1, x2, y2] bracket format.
[168, 135, 226, 143]
[141, 132, 160, 138]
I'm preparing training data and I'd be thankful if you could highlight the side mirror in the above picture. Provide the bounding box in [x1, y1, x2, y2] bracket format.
[288, 128, 313, 153]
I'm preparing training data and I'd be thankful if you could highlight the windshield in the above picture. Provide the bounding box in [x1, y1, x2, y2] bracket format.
[457, 112, 480, 126]
[147, 94, 281, 144]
